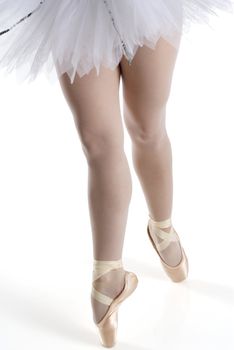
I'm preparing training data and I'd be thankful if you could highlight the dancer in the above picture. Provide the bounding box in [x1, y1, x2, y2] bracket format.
[0, 0, 233, 347]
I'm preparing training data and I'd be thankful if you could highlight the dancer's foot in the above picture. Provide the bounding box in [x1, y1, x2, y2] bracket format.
[147, 215, 189, 282]
[148, 216, 182, 267]
[91, 267, 126, 324]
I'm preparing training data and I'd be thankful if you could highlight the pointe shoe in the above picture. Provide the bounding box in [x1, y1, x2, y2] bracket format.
[91, 260, 138, 348]
[147, 214, 189, 282]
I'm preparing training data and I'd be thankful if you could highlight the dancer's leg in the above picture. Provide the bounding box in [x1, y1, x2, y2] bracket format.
[119, 36, 182, 266]
[56, 65, 132, 323]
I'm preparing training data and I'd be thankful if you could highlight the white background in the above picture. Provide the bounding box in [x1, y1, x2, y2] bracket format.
[0, 12, 234, 350]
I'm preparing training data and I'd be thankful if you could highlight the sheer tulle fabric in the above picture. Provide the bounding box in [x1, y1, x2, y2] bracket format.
[0, 0, 233, 84]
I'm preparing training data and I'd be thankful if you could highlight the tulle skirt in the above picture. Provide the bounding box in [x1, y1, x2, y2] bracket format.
[0, 0, 233, 84]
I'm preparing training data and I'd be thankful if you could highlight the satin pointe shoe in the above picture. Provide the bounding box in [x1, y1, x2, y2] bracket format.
[147, 214, 189, 282]
[91, 259, 138, 348]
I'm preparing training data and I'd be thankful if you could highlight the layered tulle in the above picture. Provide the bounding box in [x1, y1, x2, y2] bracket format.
[0, 0, 233, 84]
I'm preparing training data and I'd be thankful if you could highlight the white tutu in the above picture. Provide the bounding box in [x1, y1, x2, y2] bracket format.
[0, 0, 233, 84]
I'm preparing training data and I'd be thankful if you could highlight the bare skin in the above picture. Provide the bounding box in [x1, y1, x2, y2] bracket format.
[55, 35, 182, 324]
